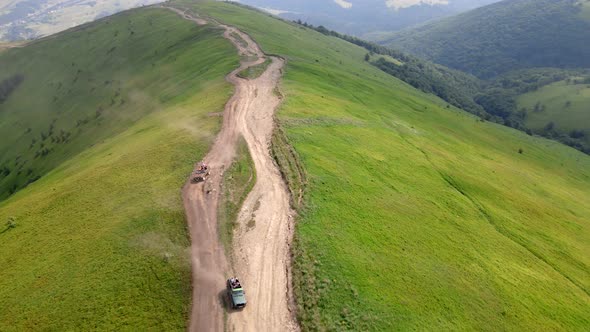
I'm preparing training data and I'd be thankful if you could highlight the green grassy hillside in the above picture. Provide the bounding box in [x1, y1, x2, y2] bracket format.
[383, 0, 590, 79]
[0, 7, 238, 330]
[518, 78, 590, 148]
[177, 1, 590, 330]
[297, 15, 590, 154]
[0, 8, 235, 200]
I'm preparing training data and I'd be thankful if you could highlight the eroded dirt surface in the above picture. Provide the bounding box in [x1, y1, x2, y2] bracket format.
[168, 7, 298, 332]
[226, 36, 299, 332]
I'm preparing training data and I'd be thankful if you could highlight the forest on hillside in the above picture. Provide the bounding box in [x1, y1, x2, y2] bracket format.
[384, 0, 590, 79]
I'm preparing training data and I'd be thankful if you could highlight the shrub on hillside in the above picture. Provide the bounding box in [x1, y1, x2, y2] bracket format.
[0, 74, 24, 103]
[5, 217, 16, 229]
[569, 130, 585, 139]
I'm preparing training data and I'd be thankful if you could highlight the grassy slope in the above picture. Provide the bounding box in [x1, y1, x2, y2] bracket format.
[219, 136, 256, 253]
[0, 7, 238, 330]
[518, 79, 590, 138]
[0, 8, 234, 199]
[177, 1, 590, 330]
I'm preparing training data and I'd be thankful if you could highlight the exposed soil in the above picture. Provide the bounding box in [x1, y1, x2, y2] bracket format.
[225, 34, 299, 332]
[167, 7, 298, 332]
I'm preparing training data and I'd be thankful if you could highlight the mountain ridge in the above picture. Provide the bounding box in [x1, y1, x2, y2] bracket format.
[0, 1, 589, 330]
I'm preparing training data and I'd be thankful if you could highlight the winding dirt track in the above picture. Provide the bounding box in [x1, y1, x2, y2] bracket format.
[168, 7, 298, 332]
[226, 32, 299, 332]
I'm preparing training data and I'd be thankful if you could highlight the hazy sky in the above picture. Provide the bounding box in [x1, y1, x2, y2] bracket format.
[331, 1, 452, 10]
[385, 0, 450, 10]
[237, 0, 502, 35]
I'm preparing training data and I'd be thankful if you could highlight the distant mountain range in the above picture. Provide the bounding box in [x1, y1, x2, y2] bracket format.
[0, 0, 160, 40]
[236, 0, 501, 37]
[382, 0, 590, 78]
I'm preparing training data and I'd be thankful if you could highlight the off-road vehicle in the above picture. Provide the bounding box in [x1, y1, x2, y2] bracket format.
[227, 277, 247, 309]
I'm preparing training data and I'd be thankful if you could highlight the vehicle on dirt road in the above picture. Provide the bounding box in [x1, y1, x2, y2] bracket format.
[191, 163, 209, 184]
[227, 277, 247, 309]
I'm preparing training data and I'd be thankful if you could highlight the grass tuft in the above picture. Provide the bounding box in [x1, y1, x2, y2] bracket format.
[237, 58, 272, 79]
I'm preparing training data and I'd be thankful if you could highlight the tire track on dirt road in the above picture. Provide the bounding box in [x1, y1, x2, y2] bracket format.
[167, 7, 298, 332]
[226, 35, 299, 332]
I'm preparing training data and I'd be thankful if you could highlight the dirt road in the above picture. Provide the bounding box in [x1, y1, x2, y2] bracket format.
[226, 36, 299, 332]
[169, 7, 298, 332]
